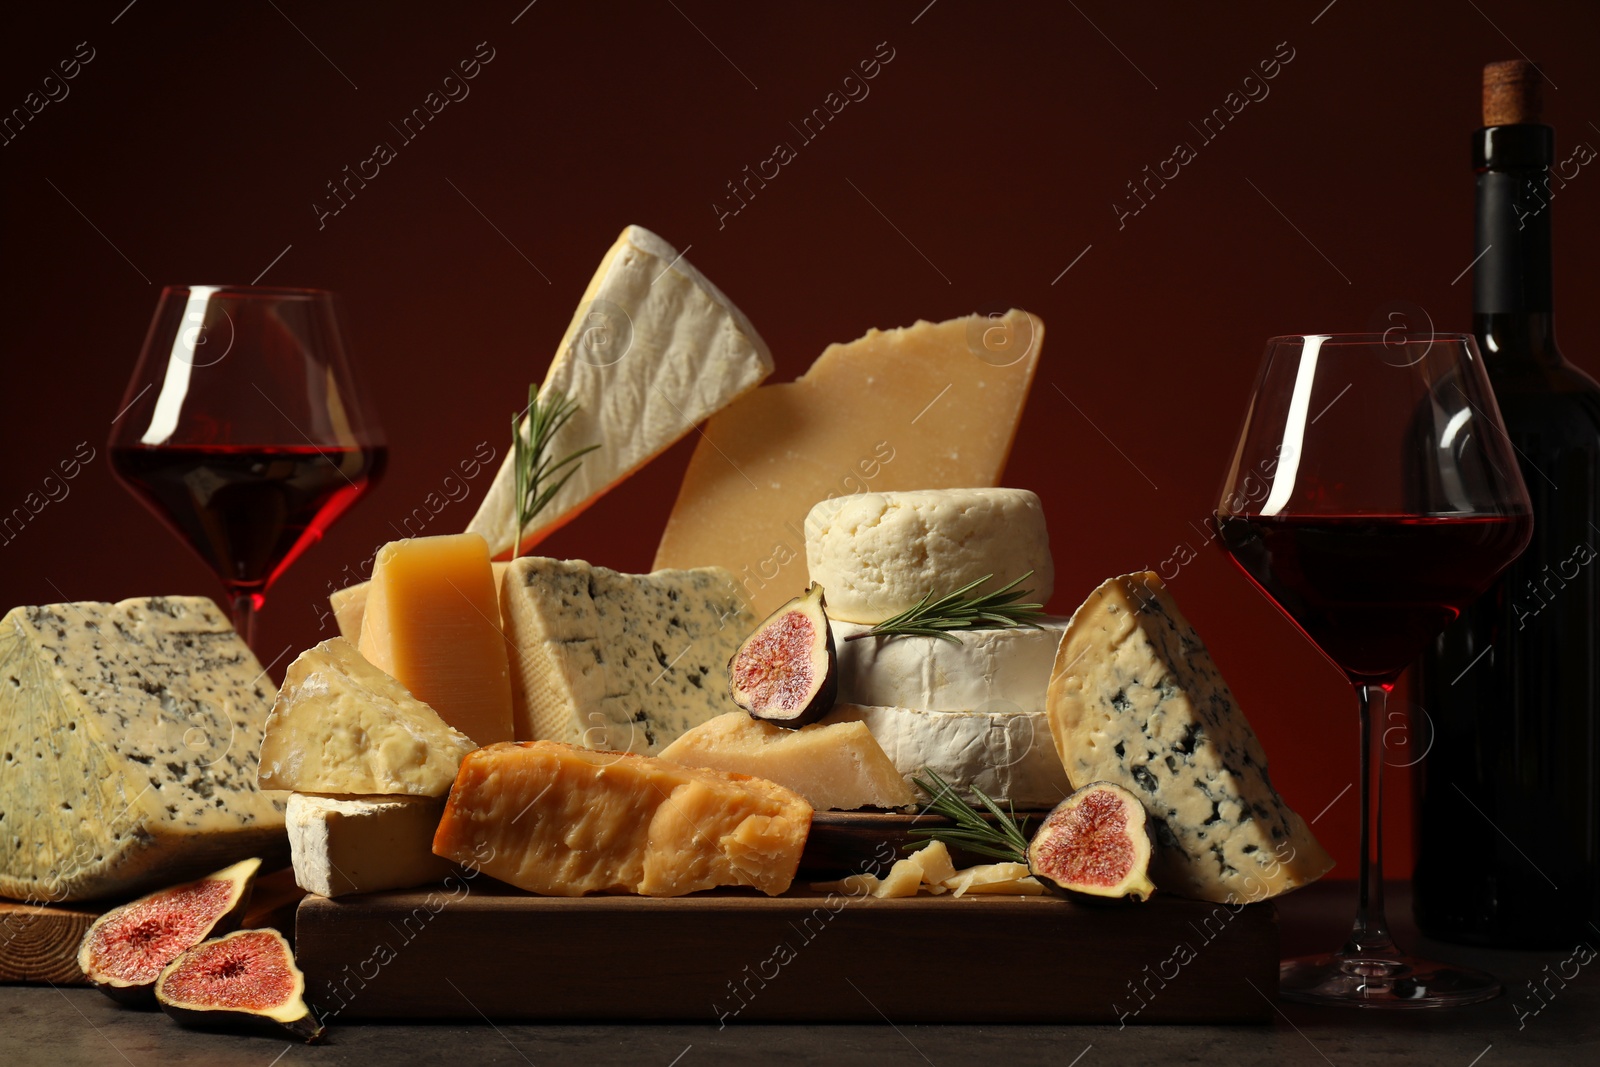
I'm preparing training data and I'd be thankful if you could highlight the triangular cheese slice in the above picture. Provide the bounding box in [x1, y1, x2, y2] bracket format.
[658, 712, 915, 810]
[467, 225, 773, 558]
[257, 638, 476, 797]
[653, 310, 1043, 619]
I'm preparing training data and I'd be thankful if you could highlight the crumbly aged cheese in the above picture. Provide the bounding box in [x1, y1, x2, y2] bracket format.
[257, 639, 476, 797]
[467, 226, 774, 559]
[432, 741, 812, 897]
[831, 618, 1067, 714]
[359, 533, 514, 745]
[944, 862, 1045, 897]
[499, 556, 754, 753]
[286, 794, 454, 898]
[658, 712, 915, 811]
[824, 703, 1072, 809]
[811, 846, 1041, 898]
[654, 310, 1045, 619]
[0, 597, 285, 903]
[1046, 572, 1335, 903]
[806, 489, 1055, 624]
[329, 583, 367, 643]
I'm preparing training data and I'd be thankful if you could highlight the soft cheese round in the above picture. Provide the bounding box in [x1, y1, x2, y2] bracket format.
[805, 488, 1055, 624]
[831, 617, 1068, 714]
[823, 703, 1072, 810]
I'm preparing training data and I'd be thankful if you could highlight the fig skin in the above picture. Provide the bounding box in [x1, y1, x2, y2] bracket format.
[728, 583, 838, 728]
[1027, 782, 1157, 904]
[77, 857, 262, 1006]
[155, 928, 325, 1043]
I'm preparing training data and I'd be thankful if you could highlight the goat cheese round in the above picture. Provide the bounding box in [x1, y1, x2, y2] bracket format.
[831, 617, 1068, 714]
[805, 488, 1054, 625]
[824, 702, 1072, 810]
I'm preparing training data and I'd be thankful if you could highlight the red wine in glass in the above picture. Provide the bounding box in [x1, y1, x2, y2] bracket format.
[109, 443, 385, 611]
[1215, 514, 1532, 683]
[1216, 332, 1532, 1008]
[109, 286, 385, 651]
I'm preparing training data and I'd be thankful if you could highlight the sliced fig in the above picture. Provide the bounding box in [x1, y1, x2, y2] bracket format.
[77, 857, 261, 1005]
[155, 928, 325, 1043]
[1026, 782, 1156, 903]
[728, 582, 837, 727]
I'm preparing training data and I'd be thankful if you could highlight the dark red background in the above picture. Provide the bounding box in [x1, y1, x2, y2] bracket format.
[5, 1, 1599, 880]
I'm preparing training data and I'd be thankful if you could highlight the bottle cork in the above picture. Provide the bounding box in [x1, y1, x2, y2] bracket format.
[1482, 59, 1542, 126]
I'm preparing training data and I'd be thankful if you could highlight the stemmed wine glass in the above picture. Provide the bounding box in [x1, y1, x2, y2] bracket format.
[109, 286, 386, 651]
[1216, 332, 1532, 1008]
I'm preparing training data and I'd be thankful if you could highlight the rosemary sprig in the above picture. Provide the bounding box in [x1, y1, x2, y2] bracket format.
[511, 385, 601, 557]
[907, 767, 1032, 864]
[843, 572, 1045, 644]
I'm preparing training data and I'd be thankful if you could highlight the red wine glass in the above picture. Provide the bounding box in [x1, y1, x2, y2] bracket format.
[1216, 332, 1532, 1007]
[109, 285, 386, 651]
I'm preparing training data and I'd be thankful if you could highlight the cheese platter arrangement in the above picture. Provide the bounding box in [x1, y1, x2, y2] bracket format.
[0, 225, 1340, 1037]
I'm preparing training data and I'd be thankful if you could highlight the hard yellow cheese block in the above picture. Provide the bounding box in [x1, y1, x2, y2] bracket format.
[328, 561, 511, 645]
[653, 310, 1044, 619]
[257, 638, 476, 797]
[329, 583, 367, 642]
[432, 741, 812, 897]
[358, 533, 514, 745]
[658, 712, 915, 811]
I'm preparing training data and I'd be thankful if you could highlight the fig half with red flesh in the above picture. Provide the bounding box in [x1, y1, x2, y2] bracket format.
[156, 928, 325, 1043]
[77, 856, 261, 1005]
[1027, 782, 1157, 902]
[728, 583, 837, 728]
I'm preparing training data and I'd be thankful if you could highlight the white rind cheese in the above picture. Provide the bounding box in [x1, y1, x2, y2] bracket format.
[1046, 572, 1335, 904]
[805, 488, 1055, 624]
[499, 557, 756, 753]
[831, 618, 1068, 714]
[0, 597, 286, 903]
[286, 793, 454, 898]
[468, 225, 774, 558]
[824, 703, 1072, 810]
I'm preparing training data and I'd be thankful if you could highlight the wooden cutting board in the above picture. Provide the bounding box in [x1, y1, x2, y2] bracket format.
[0, 867, 306, 985]
[296, 884, 1278, 1024]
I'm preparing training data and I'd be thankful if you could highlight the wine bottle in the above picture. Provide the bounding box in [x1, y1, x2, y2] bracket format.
[1413, 61, 1600, 947]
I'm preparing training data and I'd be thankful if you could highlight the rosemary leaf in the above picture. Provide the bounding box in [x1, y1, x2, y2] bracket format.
[909, 768, 1030, 865]
[510, 387, 601, 557]
[844, 572, 1045, 644]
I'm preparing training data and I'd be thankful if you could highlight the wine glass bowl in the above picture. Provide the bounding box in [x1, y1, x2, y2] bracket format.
[109, 285, 386, 649]
[1216, 332, 1532, 1008]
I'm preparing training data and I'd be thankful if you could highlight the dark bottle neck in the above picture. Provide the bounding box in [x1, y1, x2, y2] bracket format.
[1472, 123, 1563, 368]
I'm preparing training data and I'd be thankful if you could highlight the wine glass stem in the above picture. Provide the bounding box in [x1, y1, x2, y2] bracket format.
[230, 593, 259, 654]
[1346, 682, 1397, 957]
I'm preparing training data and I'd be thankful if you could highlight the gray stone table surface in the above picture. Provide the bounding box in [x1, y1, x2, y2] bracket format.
[2, 882, 1596, 1066]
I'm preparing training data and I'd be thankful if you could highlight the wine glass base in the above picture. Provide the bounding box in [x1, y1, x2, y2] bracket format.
[1278, 951, 1501, 1008]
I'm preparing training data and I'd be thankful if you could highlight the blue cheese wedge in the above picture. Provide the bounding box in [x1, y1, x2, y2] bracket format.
[0, 597, 286, 903]
[1046, 572, 1334, 903]
[499, 557, 755, 753]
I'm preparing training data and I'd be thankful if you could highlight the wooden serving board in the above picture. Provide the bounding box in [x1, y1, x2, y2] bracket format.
[0, 867, 306, 986]
[296, 884, 1278, 1024]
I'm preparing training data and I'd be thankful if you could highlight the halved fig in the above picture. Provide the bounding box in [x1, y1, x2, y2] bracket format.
[728, 583, 837, 728]
[77, 857, 261, 1005]
[1027, 782, 1156, 903]
[155, 928, 325, 1043]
